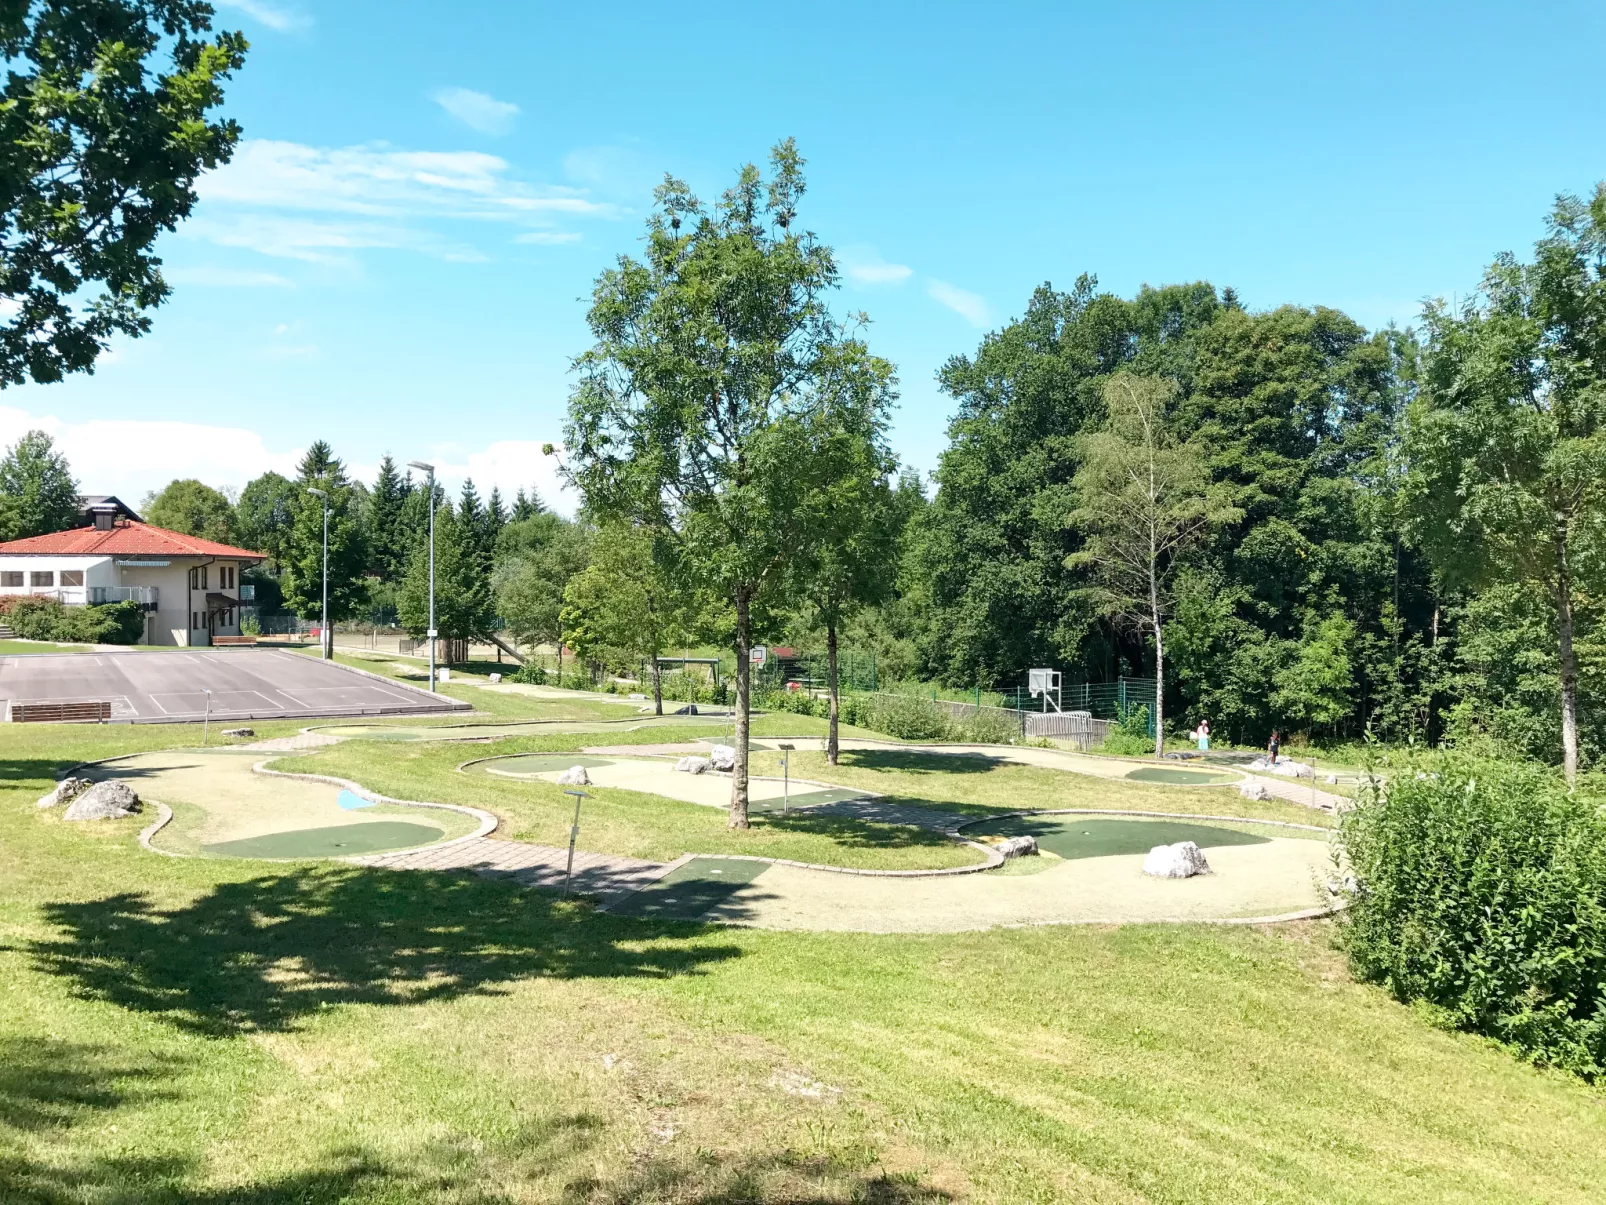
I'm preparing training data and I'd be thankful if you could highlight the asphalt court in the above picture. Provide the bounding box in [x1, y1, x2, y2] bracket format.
[0, 648, 470, 723]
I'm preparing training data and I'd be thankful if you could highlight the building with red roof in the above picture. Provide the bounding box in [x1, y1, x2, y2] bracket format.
[0, 503, 265, 646]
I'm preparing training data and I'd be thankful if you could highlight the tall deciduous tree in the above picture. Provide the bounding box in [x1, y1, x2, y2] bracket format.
[1066, 374, 1238, 755]
[792, 347, 900, 763]
[0, 429, 78, 539]
[235, 471, 296, 564]
[0, 1, 246, 385]
[143, 478, 234, 542]
[1404, 184, 1606, 782]
[494, 513, 591, 678]
[565, 139, 852, 828]
[561, 522, 690, 714]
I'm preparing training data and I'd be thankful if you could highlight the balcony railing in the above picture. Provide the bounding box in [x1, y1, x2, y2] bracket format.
[87, 585, 158, 608]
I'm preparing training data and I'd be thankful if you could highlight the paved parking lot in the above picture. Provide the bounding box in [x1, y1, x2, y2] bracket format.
[0, 648, 470, 723]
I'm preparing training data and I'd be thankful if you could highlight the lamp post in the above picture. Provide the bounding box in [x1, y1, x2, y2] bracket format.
[407, 461, 437, 691]
[306, 487, 330, 660]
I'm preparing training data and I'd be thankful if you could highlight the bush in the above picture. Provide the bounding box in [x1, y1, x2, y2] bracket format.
[869, 692, 951, 742]
[953, 708, 1021, 744]
[507, 662, 548, 685]
[1097, 705, 1153, 756]
[1340, 755, 1606, 1079]
[0, 595, 142, 644]
[755, 689, 827, 718]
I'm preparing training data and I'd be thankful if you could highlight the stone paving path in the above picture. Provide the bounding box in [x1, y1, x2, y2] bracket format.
[352, 835, 667, 900]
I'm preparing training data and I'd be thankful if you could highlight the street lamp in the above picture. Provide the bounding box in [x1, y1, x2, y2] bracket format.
[407, 461, 437, 691]
[306, 487, 330, 660]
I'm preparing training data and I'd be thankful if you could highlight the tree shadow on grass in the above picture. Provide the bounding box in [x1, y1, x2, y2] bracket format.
[0, 1037, 181, 1133]
[26, 866, 742, 1039]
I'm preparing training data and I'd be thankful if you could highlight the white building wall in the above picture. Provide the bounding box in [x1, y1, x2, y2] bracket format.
[0, 555, 251, 646]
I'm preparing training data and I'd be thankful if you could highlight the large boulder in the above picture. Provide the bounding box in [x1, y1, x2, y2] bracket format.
[37, 776, 91, 809]
[1238, 778, 1272, 801]
[708, 744, 737, 772]
[1248, 756, 1314, 779]
[675, 756, 712, 775]
[996, 835, 1037, 859]
[1142, 841, 1211, 878]
[555, 765, 591, 786]
[62, 780, 141, 821]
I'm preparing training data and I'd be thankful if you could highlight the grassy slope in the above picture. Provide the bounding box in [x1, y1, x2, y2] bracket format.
[3, 731, 1604, 1202]
[277, 718, 981, 870]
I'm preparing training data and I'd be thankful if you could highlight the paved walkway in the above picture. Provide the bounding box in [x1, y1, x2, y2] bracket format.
[352, 835, 667, 900]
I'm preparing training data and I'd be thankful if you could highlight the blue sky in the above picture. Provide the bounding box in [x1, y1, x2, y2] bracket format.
[5, 0, 1604, 511]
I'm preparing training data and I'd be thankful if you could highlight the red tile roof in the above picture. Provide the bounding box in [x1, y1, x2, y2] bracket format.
[0, 520, 265, 559]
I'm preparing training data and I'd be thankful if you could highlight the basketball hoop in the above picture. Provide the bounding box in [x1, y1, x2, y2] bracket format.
[1027, 668, 1062, 713]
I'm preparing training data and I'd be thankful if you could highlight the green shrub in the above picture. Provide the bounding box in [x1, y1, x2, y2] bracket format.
[506, 662, 548, 685]
[1340, 754, 1606, 1079]
[657, 670, 714, 703]
[1097, 705, 1153, 756]
[870, 692, 951, 742]
[952, 708, 1020, 744]
[755, 689, 826, 718]
[240, 614, 261, 636]
[0, 596, 142, 644]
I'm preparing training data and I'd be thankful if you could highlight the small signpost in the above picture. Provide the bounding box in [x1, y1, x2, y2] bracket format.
[562, 789, 588, 896]
[777, 743, 794, 815]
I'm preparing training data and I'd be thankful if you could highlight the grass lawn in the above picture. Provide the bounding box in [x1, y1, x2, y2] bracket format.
[3, 723, 1605, 1202]
[276, 719, 980, 870]
[0, 639, 95, 654]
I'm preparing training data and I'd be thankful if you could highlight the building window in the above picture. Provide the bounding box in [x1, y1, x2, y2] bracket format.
[61, 570, 84, 587]
[1, 571, 21, 587]
[30, 571, 53, 587]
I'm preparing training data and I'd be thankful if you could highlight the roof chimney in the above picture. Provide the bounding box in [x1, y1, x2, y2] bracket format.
[91, 505, 116, 531]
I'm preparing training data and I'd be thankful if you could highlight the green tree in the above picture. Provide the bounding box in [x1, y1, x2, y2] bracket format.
[234, 472, 296, 564]
[511, 486, 544, 521]
[565, 139, 856, 827]
[143, 478, 234, 543]
[494, 513, 591, 677]
[0, 1, 246, 386]
[561, 522, 690, 714]
[398, 503, 493, 658]
[790, 349, 900, 763]
[1403, 184, 1606, 782]
[365, 456, 410, 579]
[1273, 613, 1357, 734]
[0, 429, 79, 539]
[1066, 375, 1238, 755]
[282, 443, 366, 624]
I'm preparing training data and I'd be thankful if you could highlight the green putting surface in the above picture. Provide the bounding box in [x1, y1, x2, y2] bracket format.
[748, 786, 871, 813]
[966, 816, 1272, 861]
[1124, 767, 1239, 785]
[201, 821, 445, 860]
[482, 755, 619, 775]
[609, 857, 769, 920]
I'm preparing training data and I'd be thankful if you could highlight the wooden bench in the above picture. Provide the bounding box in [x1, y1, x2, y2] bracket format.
[211, 635, 258, 646]
[10, 700, 112, 723]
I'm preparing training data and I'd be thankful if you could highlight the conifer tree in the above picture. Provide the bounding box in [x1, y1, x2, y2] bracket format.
[367, 456, 409, 578]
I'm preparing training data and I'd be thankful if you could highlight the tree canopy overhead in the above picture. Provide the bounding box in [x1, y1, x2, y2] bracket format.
[0, 0, 247, 386]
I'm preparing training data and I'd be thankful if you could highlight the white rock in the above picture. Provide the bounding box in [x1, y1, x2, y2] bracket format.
[1142, 841, 1211, 878]
[675, 756, 712, 775]
[63, 780, 141, 821]
[996, 835, 1037, 859]
[555, 765, 590, 786]
[1238, 778, 1272, 801]
[708, 743, 737, 771]
[1248, 756, 1314, 779]
[37, 776, 91, 809]
[1324, 772, 1339, 784]
[488, 673, 501, 684]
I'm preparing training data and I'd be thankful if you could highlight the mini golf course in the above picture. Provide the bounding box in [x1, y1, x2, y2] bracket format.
[468, 751, 873, 812]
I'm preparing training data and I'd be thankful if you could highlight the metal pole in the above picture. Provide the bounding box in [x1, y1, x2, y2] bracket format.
[202, 689, 212, 745]
[428, 472, 436, 691]
[778, 743, 794, 816]
[321, 499, 330, 659]
[562, 789, 587, 895]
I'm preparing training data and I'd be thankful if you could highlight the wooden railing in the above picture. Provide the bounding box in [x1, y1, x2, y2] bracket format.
[10, 700, 112, 723]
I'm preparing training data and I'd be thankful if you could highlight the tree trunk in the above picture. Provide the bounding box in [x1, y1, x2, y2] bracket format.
[729, 589, 752, 828]
[1556, 548, 1580, 784]
[650, 655, 663, 716]
[827, 621, 840, 765]
[1151, 568, 1165, 759]
[556, 643, 563, 686]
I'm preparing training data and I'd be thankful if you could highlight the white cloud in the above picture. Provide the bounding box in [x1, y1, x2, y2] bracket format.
[514, 231, 581, 245]
[842, 249, 913, 287]
[215, 0, 311, 32]
[432, 87, 520, 136]
[926, 278, 991, 327]
[190, 140, 611, 264]
[0, 408, 580, 518]
[164, 266, 294, 288]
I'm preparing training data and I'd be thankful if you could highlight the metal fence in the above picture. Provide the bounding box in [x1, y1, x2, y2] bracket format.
[997, 676, 1157, 721]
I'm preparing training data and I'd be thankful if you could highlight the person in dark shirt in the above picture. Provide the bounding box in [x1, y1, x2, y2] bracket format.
[1267, 729, 1281, 765]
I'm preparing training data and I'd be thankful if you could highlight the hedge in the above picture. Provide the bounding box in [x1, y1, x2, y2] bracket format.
[0, 595, 144, 644]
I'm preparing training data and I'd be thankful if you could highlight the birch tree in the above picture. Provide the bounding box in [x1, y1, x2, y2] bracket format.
[1066, 374, 1237, 756]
